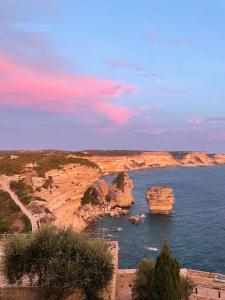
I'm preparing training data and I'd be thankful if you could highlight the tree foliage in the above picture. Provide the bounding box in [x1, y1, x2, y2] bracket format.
[180, 277, 196, 300]
[152, 243, 181, 300]
[2, 225, 113, 300]
[132, 259, 155, 300]
[132, 243, 195, 300]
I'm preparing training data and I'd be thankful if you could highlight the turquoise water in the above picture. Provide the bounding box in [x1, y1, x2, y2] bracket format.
[96, 165, 225, 273]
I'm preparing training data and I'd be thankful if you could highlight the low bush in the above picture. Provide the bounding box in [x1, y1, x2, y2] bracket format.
[42, 176, 54, 189]
[0, 214, 13, 233]
[21, 214, 32, 233]
[132, 259, 155, 300]
[21, 195, 32, 205]
[35, 196, 46, 202]
[9, 201, 21, 212]
[2, 225, 113, 300]
[0, 190, 12, 203]
[180, 277, 196, 300]
[0, 189, 21, 212]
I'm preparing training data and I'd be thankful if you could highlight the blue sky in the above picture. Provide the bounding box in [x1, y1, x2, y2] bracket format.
[0, 0, 224, 151]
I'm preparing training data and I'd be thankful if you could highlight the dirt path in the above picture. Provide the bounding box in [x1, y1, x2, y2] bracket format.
[0, 176, 40, 232]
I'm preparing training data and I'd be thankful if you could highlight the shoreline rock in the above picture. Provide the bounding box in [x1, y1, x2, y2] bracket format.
[146, 185, 175, 214]
[78, 172, 133, 228]
[129, 214, 144, 224]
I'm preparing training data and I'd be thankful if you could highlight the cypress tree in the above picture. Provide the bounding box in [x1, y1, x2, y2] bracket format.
[152, 243, 181, 300]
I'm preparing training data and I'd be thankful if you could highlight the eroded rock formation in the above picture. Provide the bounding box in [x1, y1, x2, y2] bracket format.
[107, 172, 133, 208]
[77, 172, 133, 228]
[146, 185, 175, 213]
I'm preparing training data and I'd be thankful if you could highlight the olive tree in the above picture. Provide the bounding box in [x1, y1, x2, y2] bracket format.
[2, 225, 114, 300]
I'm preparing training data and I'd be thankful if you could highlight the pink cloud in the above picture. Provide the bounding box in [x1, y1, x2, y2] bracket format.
[190, 117, 204, 125]
[139, 103, 163, 112]
[0, 55, 138, 124]
[134, 127, 167, 135]
[212, 133, 225, 140]
[190, 117, 225, 125]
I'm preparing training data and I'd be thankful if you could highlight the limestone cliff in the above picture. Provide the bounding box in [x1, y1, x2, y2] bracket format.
[214, 154, 225, 164]
[107, 172, 133, 208]
[178, 151, 214, 166]
[87, 151, 224, 174]
[76, 174, 133, 228]
[31, 164, 100, 231]
[88, 152, 180, 173]
[1, 150, 225, 232]
[146, 186, 175, 213]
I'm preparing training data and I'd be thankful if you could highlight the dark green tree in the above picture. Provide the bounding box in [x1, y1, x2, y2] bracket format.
[152, 243, 181, 300]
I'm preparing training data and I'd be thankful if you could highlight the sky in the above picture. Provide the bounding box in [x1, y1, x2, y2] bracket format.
[0, 0, 225, 152]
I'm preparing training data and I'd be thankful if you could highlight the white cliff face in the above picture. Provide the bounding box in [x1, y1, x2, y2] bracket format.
[146, 185, 175, 213]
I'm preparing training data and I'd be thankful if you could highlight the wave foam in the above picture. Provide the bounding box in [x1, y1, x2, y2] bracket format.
[146, 247, 159, 252]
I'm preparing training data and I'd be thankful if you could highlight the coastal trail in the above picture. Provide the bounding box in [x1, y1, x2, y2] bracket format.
[0, 176, 40, 231]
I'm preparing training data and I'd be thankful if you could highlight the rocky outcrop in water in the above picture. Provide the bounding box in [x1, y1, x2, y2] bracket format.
[146, 185, 175, 213]
[77, 172, 133, 228]
[107, 172, 133, 208]
[129, 214, 144, 224]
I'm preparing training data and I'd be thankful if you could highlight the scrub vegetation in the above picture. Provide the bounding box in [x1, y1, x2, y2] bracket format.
[10, 179, 34, 205]
[0, 189, 31, 233]
[0, 151, 99, 177]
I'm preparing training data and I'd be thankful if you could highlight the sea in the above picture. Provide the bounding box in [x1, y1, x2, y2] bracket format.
[95, 165, 225, 273]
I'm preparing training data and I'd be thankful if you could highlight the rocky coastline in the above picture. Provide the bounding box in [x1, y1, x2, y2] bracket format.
[0, 150, 225, 233]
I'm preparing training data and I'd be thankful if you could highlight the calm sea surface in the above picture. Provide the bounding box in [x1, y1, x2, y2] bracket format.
[95, 165, 225, 273]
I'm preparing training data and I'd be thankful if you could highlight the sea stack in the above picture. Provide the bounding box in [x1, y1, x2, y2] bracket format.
[146, 185, 175, 213]
[107, 172, 133, 208]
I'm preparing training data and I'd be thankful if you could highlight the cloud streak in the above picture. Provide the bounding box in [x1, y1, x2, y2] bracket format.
[148, 25, 201, 47]
[105, 58, 158, 77]
[190, 117, 225, 125]
[0, 55, 138, 124]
